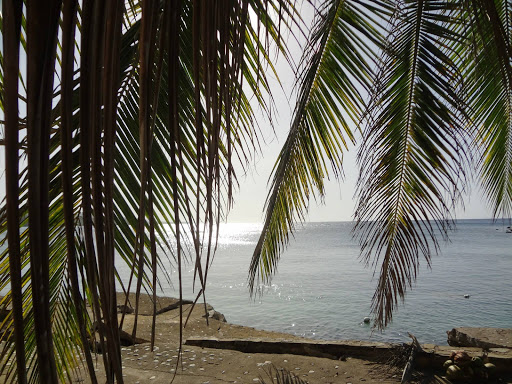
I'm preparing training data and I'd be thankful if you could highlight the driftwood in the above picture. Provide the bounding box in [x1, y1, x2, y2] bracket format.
[401, 333, 423, 384]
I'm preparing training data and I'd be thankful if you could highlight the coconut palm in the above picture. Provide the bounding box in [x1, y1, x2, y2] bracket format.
[0, 0, 296, 383]
[1, 0, 512, 383]
[250, 0, 512, 331]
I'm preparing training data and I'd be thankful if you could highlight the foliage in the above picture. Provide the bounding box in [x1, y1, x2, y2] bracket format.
[251, 0, 512, 330]
[259, 364, 309, 384]
[1, 0, 512, 383]
[0, 0, 296, 382]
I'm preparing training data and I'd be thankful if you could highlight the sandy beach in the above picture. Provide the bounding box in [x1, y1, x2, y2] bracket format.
[78, 293, 408, 383]
[1, 292, 510, 383]
[68, 292, 478, 384]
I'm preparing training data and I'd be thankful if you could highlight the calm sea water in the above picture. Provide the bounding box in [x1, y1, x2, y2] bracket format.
[4, 220, 507, 345]
[135, 219, 512, 346]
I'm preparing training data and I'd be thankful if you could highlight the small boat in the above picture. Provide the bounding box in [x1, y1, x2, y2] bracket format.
[506, 226, 512, 234]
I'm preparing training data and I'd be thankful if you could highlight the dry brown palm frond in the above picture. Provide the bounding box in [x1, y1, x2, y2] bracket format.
[0, 1, 296, 383]
[259, 364, 309, 384]
[2, 0, 26, 382]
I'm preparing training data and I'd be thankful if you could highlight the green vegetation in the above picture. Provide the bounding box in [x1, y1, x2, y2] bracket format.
[249, 0, 512, 330]
[0, 0, 511, 383]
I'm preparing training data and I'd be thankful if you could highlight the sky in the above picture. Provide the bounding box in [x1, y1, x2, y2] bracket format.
[226, 90, 494, 224]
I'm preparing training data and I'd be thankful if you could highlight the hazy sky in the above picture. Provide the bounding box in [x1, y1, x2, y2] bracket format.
[227, 85, 494, 224]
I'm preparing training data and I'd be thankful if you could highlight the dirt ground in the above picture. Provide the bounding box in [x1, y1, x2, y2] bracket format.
[2, 293, 509, 383]
[75, 293, 413, 383]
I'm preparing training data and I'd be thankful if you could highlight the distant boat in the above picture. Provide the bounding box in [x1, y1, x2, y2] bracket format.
[506, 226, 512, 234]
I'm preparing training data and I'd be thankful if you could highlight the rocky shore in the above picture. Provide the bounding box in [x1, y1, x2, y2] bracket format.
[2, 293, 511, 383]
[447, 328, 512, 349]
[78, 293, 512, 383]
[79, 293, 404, 383]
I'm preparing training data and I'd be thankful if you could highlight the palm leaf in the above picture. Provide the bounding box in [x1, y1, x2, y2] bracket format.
[1, 0, 27, 382]
[0, 127, 93, 383]
[25, 0, 63, 380]
[249, 0, 385, 292]
[461, 0, 512, 218]
[1, 1, 296, 382]
[355, 0, 469, 329]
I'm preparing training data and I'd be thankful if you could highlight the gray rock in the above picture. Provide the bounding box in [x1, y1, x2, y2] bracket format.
[447, 327, 512, 349]
[202, 309, 226, 322]
[89, 324, 148, 353]
[117, 304, 134, 314]
[155, 299, 193, 315]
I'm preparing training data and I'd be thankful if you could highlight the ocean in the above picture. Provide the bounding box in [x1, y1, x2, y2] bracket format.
[2, 219, 509, 346]
[146, 219, 512, 346]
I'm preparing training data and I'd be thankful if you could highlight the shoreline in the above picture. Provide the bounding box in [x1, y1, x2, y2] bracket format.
[87, 292, 400, 383]
[2, 293, 510, 383]
[79, 293, 512, 383]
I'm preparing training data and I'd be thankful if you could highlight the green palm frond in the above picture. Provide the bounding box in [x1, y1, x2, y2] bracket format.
[249, 0, 385, 292]
[5, 0, 510, 382]
[0, 129, 91, 383]
[354, 0, 470, 329]
[461, 0, 512, 218]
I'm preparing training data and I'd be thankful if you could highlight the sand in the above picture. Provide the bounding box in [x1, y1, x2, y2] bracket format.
[2, 293, 510, 383]
[78, 293, 406, 383]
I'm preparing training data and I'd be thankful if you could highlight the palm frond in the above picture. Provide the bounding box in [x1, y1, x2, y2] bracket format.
[249, 0, 385, 292]
[25, 0, 63, 380]
[1, 1, 296, 382]
[462, 0, 512, 218]
[0, 128, 93, 383]
[354, 0, 469, 329]
[1, 0, 27, 382]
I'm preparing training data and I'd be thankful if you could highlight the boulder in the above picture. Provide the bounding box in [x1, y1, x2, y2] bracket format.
[155, 299, 194, 315]
[447, 328, 512, 349]
[202, 309, 226, 322]
[117, 304, 134, 314]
